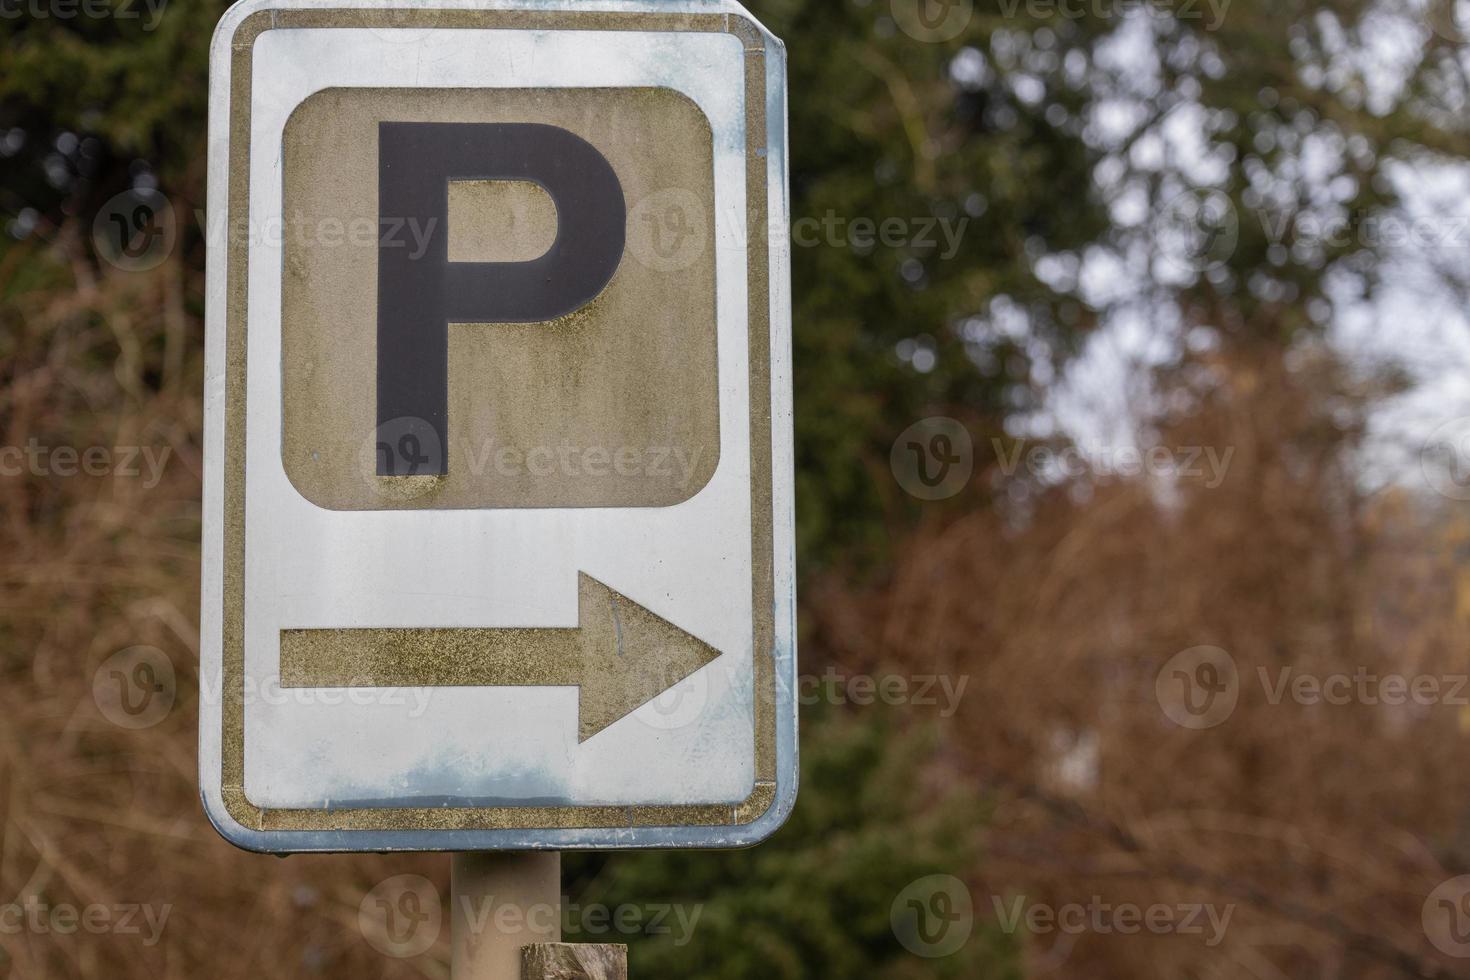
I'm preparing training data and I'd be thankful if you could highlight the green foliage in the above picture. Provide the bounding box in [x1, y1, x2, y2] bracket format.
[750, 0, 1110, 568]
[565, 707, 1018, 979]
[6, 1, 1465, 572]
[0, 2, 220, 171]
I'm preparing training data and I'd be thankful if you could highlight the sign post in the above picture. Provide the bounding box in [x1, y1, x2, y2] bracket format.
[451, 852, 562, 979]
[201, 0, 793, 969]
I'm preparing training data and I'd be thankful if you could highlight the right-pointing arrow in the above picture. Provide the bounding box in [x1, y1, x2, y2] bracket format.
[279, 573, 722, 742]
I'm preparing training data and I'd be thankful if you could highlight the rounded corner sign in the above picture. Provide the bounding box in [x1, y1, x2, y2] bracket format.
[199, 0, 795, 852]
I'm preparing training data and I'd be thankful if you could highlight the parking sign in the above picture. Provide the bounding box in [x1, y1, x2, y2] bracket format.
[200, 0, 795, 852]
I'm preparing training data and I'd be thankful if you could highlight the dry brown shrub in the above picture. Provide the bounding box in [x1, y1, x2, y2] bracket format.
[809, 346, 1470, 977]
[0, 242, 447, 979]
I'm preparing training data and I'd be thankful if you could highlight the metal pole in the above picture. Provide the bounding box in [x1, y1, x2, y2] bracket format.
[451, 851, 562, 980]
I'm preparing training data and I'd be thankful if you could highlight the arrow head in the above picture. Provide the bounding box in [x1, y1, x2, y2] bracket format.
[574, 573, 722, 742]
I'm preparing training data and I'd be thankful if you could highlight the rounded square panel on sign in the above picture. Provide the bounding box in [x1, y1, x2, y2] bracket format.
[279, 86, 721, 510]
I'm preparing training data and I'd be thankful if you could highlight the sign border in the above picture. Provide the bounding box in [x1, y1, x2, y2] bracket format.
[200, 0, 795, 852]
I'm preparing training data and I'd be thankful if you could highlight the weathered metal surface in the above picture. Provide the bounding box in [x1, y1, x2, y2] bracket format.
[199, 0, 796, 852]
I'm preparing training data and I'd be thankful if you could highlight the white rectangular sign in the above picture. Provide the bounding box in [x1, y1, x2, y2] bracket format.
[200, 0, 795, 851]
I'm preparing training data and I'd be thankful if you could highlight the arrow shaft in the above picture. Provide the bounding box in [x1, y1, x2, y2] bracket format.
[279, 627, 586, 688]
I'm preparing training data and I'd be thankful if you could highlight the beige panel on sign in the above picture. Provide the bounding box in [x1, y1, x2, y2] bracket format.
[280, 87, 720, 509]
[447, 179, 560, 264]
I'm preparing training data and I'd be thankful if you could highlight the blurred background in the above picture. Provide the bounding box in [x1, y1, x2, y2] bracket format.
[7, 0, 1470, 976]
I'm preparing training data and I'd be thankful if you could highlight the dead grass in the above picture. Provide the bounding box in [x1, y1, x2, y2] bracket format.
[0, 241, 448, 979]
[812, 349, 1470, 977]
